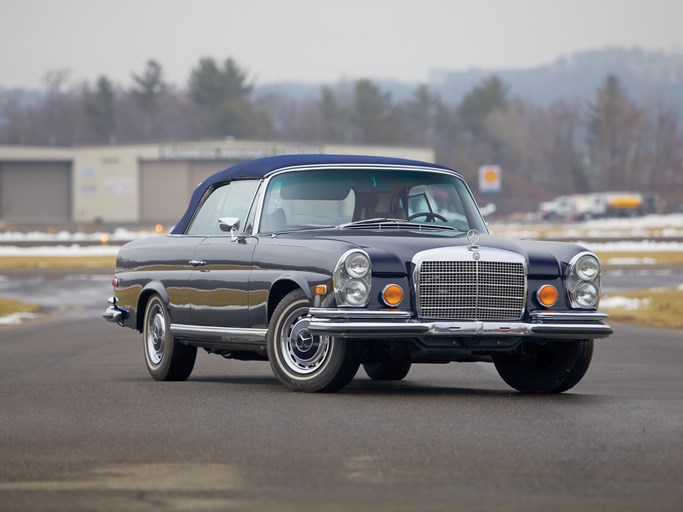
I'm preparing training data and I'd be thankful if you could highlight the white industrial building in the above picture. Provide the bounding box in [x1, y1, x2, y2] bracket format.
[0, 140, 434, 225]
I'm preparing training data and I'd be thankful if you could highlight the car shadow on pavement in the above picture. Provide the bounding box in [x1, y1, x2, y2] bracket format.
[162, 373, 605, 401]
[343, 380, 603, 401]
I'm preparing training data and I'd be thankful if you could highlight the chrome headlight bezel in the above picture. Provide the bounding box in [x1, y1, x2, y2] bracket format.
[334, 249, 371, 307]
[574, 254, 600, 281]
[344, 252, 370, 278]
[573, 281, 600, 308]
[566, 251, 601, 309]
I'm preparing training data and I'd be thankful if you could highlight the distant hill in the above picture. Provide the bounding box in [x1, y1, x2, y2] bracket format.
[429, 47, 683, 110]
[252, 47, 683, 111]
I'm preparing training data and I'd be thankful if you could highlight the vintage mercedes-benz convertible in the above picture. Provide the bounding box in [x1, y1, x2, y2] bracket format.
[104, 154, 613, 393]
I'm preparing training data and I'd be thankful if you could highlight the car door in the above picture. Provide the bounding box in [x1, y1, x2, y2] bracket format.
[188, 179, 261, 328]
[153, 235, 204, 326]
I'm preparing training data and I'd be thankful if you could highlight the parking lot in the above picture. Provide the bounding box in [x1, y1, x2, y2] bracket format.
[0, 272, 681, 511]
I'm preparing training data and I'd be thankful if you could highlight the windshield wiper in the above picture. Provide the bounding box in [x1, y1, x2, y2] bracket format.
[336, 218, 459, 231]
[337, 218, 408, 228]
[267, 225, 337, 236]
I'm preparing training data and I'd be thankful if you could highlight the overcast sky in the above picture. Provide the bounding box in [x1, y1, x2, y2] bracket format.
[1, 0, 682, 89]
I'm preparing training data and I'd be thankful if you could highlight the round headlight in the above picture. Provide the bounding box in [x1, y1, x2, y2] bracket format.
[344, 279, 369, 306]
[345, 252, 370, 278]
[575, 254, 600, 281]
[574, 282, 599, 308]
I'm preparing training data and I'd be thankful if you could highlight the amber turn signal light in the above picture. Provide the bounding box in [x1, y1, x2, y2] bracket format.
[537, 284, 559, 307]
[382, 284, 404, 307]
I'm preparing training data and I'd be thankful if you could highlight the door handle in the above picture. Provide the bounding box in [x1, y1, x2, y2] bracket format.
[189, 259, 207, 267]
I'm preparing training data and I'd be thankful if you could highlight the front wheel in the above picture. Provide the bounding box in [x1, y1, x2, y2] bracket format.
[143, 294, 196, 381]
[493, 340, 594, 393]
[267, 290, 361, 392]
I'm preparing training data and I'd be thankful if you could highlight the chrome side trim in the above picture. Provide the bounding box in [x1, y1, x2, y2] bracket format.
[170, 324, 268, 341]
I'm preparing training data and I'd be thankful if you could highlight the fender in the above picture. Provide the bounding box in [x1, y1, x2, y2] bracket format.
[135, 281, 171, 331]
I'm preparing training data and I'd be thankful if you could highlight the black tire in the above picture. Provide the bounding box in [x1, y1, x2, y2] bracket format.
[363, 360, 412, 381]
[143, 294, 196, 381]
[493, 340, 594, 393]
[267, 289, 361, 392]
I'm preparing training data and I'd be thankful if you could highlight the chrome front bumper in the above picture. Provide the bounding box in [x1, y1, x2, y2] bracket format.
[308, 308, 613, 339]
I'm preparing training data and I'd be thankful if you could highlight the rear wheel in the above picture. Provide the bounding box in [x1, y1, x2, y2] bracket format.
[143, 294, 196, 381]
[493, 340, 593, 393]
[363, 360, 411, 381]
[267, 289, 361, 392]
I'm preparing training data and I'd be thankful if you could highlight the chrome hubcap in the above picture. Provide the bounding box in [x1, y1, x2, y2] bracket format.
[146, 304, 165, 366]
[280, 308, 330, 375]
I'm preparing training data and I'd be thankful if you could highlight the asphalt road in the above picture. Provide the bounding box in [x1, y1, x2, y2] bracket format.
[0, 273, 681, 511]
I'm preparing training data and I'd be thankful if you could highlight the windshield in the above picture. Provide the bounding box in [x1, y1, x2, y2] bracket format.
[258, 168, 487, 233]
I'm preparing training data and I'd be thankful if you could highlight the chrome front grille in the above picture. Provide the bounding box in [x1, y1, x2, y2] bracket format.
[417, 260, 526, 320]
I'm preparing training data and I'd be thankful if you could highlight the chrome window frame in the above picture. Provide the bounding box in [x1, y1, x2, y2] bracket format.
[252, 164, 488, 236]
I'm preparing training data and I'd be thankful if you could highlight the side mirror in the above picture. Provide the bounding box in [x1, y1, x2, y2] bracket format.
[218, 217, 240, 242]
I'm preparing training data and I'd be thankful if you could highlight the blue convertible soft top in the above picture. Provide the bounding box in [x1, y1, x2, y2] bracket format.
[171, 154, 453, 234]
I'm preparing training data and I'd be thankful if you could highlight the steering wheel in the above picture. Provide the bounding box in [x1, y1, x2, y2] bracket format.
[408, 212, 448, 223]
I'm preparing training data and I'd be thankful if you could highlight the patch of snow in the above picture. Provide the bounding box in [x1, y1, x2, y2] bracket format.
[605, 257, 657, 265]
[582, 213, 683, 229]
[0, 245, 119, 257]
[498, 213, 683, 239]
[601, 296, 651, 311]
[0, 312, 39, 325]
[583, 241, 683, 252]
[0, 228, 158, 243]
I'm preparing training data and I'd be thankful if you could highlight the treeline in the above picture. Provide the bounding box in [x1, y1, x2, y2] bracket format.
[1, 58, 681, 209]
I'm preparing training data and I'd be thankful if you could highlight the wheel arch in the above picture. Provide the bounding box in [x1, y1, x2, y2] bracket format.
[136, 282, 170, 332]
[268, 277, 311, 323]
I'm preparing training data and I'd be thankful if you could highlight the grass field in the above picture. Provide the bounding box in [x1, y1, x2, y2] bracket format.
[0, 255, 116, 269]
[0, 298, 40, 317]
[600, 288, 683, 330]
[595, 251, 683, 266]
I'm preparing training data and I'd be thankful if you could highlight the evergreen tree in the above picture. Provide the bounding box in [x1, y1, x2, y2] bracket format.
[188, 57, 268, 137]
[84, 76, 116, 143]
[458, 75, 508, 136]
[404, 85, 439, 146]
[131, 60, 168, 139]
[319, 86, 346, 142]
[351, 79, 394, 144]
[189, 57, 252, 111]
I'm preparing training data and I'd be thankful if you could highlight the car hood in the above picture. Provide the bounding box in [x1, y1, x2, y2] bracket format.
[277, 229, 588, 278]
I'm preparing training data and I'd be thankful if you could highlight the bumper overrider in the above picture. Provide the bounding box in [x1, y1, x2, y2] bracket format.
[103, 297, 127, 324]
[307, 308, 613, 339]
